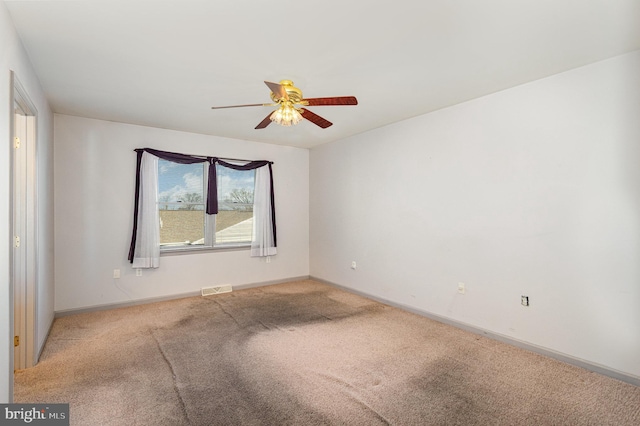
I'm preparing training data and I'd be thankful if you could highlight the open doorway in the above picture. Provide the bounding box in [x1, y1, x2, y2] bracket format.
[11, 71, 38, 375]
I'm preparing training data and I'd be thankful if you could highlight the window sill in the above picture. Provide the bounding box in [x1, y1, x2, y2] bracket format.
[160, 244, 250, 256]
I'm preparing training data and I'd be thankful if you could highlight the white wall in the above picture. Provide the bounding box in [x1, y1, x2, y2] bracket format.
[0, 2, 55, 402]
[310, 51, 640, 379]
[54, 115, 309, 311]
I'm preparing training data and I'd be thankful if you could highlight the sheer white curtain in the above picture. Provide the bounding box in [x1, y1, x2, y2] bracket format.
[251, 165, 277, 257]
[132, 152, 160, 268]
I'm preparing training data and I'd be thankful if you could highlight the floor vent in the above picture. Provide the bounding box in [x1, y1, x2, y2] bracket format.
[201, 285, 233, 296]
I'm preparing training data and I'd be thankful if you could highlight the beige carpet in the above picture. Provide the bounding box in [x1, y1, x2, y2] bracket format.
[14, 280, 640, 425]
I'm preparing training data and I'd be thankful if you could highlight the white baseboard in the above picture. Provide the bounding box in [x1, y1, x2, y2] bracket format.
[54, 275, 310, 318]
[311, 276, 640, 388]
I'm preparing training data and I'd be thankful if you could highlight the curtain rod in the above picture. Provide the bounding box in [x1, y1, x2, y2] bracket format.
[218, 156, 273, 164]
[134, 148, 273, 164]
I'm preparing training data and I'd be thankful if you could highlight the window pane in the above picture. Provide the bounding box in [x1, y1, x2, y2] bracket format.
[158, 160, 205, 246]
[158, 160, 204, 202]
[216, 165, 255, 245]
[159, 206, 205, 246]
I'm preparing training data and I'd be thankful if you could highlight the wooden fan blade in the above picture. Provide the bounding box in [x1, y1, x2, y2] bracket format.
[300, 108, 333, 128]
[211, 103, 271, 109]
[264, 81, 289, 101]
[255, 113, 273, 129]
[303, 96, 358, 106]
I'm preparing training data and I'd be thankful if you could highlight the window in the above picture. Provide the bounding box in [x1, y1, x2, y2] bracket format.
[129, 148, 276, 268]
[158, 160, 206, 248]
[215, 164, 255, 245]
[157, 160, 256, 251]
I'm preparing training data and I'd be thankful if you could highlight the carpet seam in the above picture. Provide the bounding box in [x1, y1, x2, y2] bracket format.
[149, 328, 192, 425]
[211, 299, 242, 327]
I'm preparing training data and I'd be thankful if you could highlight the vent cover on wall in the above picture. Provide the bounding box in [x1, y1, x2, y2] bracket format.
[201, 285, 233, 296]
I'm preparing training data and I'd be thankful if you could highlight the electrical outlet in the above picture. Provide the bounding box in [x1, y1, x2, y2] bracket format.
[113, 269, 120, 279]
[521, 296, 529, 306]
[136, 268, 142, 277]
[351, 261, 357, 270]
[458, 282, 465, 294]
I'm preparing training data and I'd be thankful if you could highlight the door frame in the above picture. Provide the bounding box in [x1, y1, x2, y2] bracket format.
[10, 71, 38, 379]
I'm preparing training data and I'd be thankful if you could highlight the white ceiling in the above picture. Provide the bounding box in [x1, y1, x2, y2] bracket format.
[5, 1, 640, 149]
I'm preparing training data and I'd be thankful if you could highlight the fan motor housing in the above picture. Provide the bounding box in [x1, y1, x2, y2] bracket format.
[271, 80, 303, 103]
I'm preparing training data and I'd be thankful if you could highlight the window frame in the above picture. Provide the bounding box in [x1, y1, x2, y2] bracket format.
[128, 148, 276, 267]
[158, 160, 255, 254]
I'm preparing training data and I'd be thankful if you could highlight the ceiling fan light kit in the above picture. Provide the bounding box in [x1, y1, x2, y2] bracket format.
[211, 80, 358, 129]
[270, 102, 303, 126]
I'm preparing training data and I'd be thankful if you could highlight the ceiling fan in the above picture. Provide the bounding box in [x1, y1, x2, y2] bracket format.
[211, 80, 358, 129]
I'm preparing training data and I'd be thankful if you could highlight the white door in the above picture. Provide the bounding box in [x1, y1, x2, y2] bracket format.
[12, 74, 37, 371]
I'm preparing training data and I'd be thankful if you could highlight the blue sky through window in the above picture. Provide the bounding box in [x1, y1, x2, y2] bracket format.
[158, 160, 203, 202]
[216, 165, 255, 202]
[157, 160, 255, 203]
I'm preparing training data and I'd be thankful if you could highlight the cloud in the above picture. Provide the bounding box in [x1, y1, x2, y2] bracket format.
[217, 167, 255, 198]
[159, 171, 204, 203]
[159, 161, 179, 174]
[183, 172, 203, 192]
[158, 185, 186, 203]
